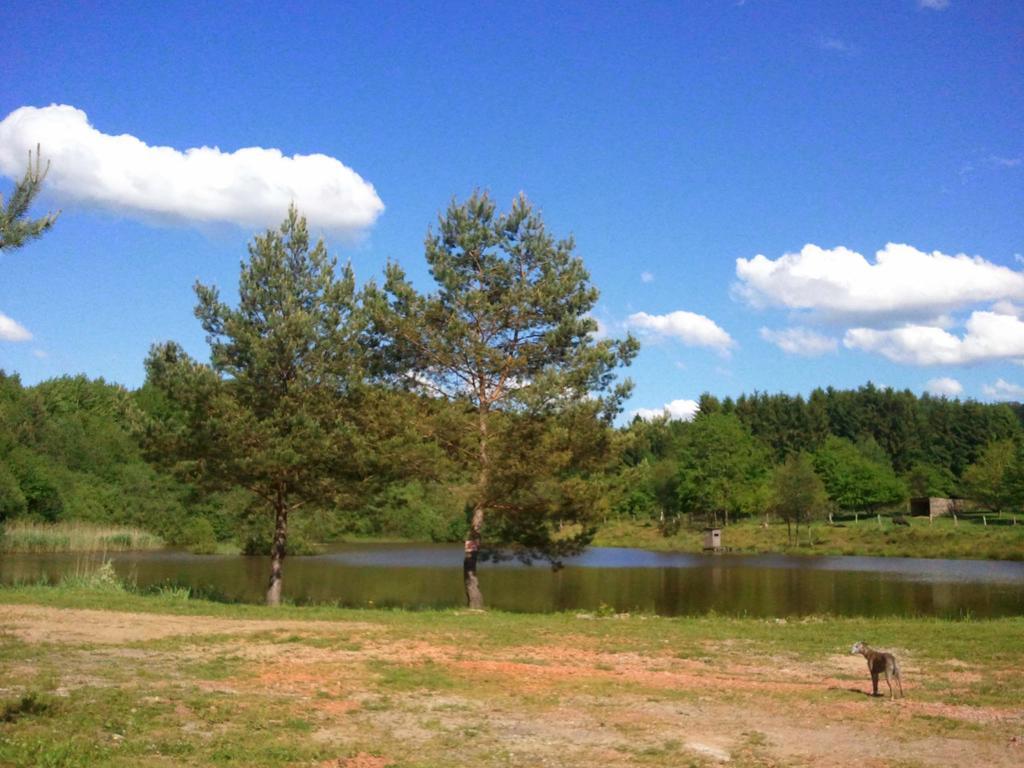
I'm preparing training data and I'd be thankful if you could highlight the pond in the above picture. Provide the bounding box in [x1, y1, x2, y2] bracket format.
[3, 543, 1023, 618]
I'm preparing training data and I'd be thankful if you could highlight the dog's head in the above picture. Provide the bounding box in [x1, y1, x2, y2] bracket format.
[850, 641, 866, 655]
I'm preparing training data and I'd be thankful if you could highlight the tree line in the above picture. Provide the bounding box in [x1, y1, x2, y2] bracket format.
[613, 386, 1024, 541]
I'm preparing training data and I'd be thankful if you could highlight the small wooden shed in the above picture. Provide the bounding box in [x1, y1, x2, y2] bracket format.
[703, 528, 722, 552]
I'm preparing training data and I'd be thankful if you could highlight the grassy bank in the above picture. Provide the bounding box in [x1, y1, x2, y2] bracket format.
[593, 514, 1024, 560]
[1, 584, 1022, 767]
[0, 521, 164, 553]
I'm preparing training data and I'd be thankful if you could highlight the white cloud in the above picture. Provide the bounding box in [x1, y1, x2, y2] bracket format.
[759, 326, 838, 356]
[817, 36, 855, 54]
[918, 0, 950, 9]
[925, 377, 963, 397]
[983, 378, 1024, 401]
[735, 243, 1024, 322]
[627, 310, 734, 354]
[844, 310, 1024, 365]
[0, 312, 32, 342]
[32, 349, 48, 359]
[986, 155, 1021, 168]
[0, 105, 384, 234]
[640, 271, 654, 283]
[632, 398, 699, 422]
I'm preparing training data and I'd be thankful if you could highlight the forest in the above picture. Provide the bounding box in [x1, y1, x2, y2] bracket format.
[3, 357, 1023, 549]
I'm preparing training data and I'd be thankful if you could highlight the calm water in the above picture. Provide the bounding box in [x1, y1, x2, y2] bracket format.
[3, 544, 1023, 618]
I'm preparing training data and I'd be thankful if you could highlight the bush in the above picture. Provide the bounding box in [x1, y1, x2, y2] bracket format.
[180, 517, 218, 554]
[59, 559, 126, 592]
[0, 462, 27, 521]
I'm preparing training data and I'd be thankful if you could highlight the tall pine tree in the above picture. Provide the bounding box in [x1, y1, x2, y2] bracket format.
[374, 192, 637, 608]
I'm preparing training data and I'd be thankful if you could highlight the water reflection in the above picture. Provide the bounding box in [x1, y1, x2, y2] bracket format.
[2, 544, 1022, 618]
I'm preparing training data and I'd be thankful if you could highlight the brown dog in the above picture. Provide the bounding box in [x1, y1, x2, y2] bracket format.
[851, 641, 904, 699]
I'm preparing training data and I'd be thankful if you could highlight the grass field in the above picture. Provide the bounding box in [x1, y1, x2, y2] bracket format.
[1, 583, 1021, 767]
[0, 521, 164, 554]
[593, 513, 1024, 561]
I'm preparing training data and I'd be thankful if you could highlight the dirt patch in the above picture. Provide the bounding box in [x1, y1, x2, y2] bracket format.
[320, 753, 392, 768]
[0, 604, 378, 645]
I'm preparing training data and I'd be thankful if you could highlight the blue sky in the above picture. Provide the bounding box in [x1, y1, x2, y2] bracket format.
[1, 0, 1022, 419]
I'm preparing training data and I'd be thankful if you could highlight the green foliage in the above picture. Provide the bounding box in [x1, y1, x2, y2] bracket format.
[180, 517, 218, 554]
[5, 447, 64, 521]
[0, 460, 27, 520]
[0, 521, 162, 553]
[769, 453, 828, 543]
[362, 480, 466, 542]
[676, 413, 770, 525]
[960, 439, 1017, 514]
[145, 206, 374, 601]
[376, 191, 637, 573]
[904, 462, 957, 498]
[58, 559, 127, 592]
[812, 436, 907, 512]
[0, 144, 59, 251]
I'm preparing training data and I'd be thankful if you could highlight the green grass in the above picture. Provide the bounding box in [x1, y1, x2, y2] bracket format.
[0, 521, 164, 553]
[593, 513, 1024, 561]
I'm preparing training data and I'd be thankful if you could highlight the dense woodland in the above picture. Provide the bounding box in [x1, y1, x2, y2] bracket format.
[2, 370, 1023, 544]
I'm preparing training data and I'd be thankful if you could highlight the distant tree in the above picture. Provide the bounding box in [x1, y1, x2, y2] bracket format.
[903, 462, 956, 499]
[696, 392, 721, 417]
[0, 461, 27, 520]
[812, 436, 906, 513]
[144, 207, 369, 605]
[960, 439, 1017, 516]
[769, 453, 828, 544]
[676, 413, 770, 526]
[373, 191, 637, 608]
[1, 144, 59, 250]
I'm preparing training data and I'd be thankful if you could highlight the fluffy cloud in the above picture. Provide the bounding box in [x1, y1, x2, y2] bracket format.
[844, 310, 1024, 365]
[759, 326, 837, 356]
[632, 398, 699, 422]
[627, 310, 734, 353]
[735, 243, 1024, 322]
[0, 312, 32, 342]
[925, 377, 963, 397]
[640, 271, 654, 283]
[0, 105, 384, 234]
[983, 379, 1024, 401]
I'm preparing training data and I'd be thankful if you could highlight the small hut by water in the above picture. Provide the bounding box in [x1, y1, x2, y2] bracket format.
[909, 497, 957, 520]
[703, 528, 722, 552]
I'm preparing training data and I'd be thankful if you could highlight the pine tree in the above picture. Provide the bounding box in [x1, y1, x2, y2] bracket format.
[373, 191, 637, 608]
[1, 145, 59, 251]
[145, 206, 367, 605]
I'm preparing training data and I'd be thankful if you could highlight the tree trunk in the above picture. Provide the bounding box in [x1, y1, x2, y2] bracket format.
[266, 498, 288, 607]
[464, 503, 485, 609]
[464, 405, 490, 609]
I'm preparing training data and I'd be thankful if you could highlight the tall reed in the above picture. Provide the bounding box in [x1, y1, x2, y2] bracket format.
[0, 521, 164, 553]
